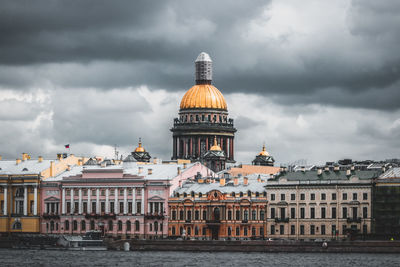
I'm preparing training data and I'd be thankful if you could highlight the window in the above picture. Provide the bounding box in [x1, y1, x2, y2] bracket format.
[74, 202, 79, 213]
[321, 207, 326, 219]
[310, 225, 315, 235]
[65, 220, 70, 230]
[203, 210, 207, 220]
[280, 208, 286, 219]
[252, 227, 256, 236]
[92, 202, 96, 214]
[119, 189, 124, 196]
[353, 193, 357, 200]
[363, 193, 368, 200]
[187, 210, 192, 220]
[270, 225, 275, 235]
[363, 224, 368, 234]
[363, 207, 368, 218]
[300, 194, 305, 200]
[231, 192, 235, 197]
[110, 189, 115, 196]
[244, 210, 249, 221]
[83, 189, 87, 196]
[136, 189, 141, 196]
[321, 225, 326, 235]
[291, 225, 295, 235]
[260, 210, 265, 220]
[291, 208, 296, 219]
[343, 193, 347, 200]
[12, 221, 22, 230]
[263, 191, 267, 197]
[179, 210, 184, 220]
[135, 220, 140, 231]
[260, 227, 264, 236]
[92, 190, 96, 196]
[128, 202, 132, 213]
[343, 207, 347, 219]
[128, 189, 132, 196]
[280, 225, 284, 235]
[300, 208, 305, 219]
[310, 207, 315, 219]
[342, 225, 347, 235]
[172, 210, 177, 220]
[311, 194, 315, 201]
[90, 220, 95, 230]
[118, 220, 123, 231]
[332, 207, 337, 219]
[195, 210, 200, 220]
[332, 225, 336, 235]
[108, 220, 113, 231]
[244, 227, 248, 236]
[195, 226, 199, 235]
[120, 202, 124, 214]
[150, 223, 153, 232]
[228, 210, 232, 220]
[281, 194, 285, 201]
[271, 208, 275, 219]
[252, 210, 257, 220]
[236, 210, 240, 220]
[172, 226, 176, 235]
[101, 202, 105, 213]
[81, 220, 86, 231]
[300, 225, 304, 235]
[236, 227, 240, 236]
[352, 207, 358, 219]
[73, 220, 78, 231]
[271, 194, 275, 201]
[321, 193, 326, 200]
[110, 202, 115, 213]
[291, 194, 295, 201]
[248, 190, 252, 197]
[101, 190, 105, 196]
[332, 193, 337, 201]
[66, 202, 71, 214]
[154, 221, 158, 232]
[136, 202, 141, 214]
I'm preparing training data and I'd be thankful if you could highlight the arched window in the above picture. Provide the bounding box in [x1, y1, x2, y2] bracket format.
[154, 221, 158, 232]
[12, 221, 22, 230]
[172, 226, 176, 235]
[195, 226, 199, 235]
[228, 210, 232, 220]
[126, 221, 131, 231]
[81, 220, 86, 231]
[195, 210, 199, 220]
[235, 227, 240, 236]
[118, 220, 123, 231]
[149, 223, 152, 231]
[90, 220, 95, 230]
[180, 226, 183, 235]
[187, 210, 192, 220]
[187, 227, 191, 236]
[214, 208, 220, 221]
[172, 210, 177, 220]
[56, 222, 59, 231]
[73, 220, 78, 231]
[203, 210, 207, 220]
[244, 210, 249, 221]
[199, 192, 202, 197]
[50, 221, 55, 231]
[231, 192, 235, 197]
[252, 227, 256, 236]
[228, 227, 232, 236]
[135, 220, 140, 231]
[183, 193, 187, 197]
[248, 190, 252, 197]
[191, 191, 195, 197]
[252, 210, 257, 220]
[65, 220, 70, 231]
[236, 210, 240, 220]
[263, 191, 267, 197]
[108, 220, 113, 231]
[179, 210, 184, 220]
[260, 210, 265, 221]
[256, 192, 260, 197]
[240, 192, 243, 197]
[244, 227, 248, 236]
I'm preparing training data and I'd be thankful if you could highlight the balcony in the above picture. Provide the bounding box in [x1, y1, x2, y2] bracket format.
[84, 213, 116, 220]
[42, 213, 60, 220]
[275, 217, 289, 223]
[144, 213, 165, 220]
[242, 220, 249, 224]
[347, 217, 362, 223]
[206, 220, 221, 224]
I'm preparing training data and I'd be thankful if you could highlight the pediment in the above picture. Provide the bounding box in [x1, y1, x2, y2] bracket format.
[44, 196, 60, 202]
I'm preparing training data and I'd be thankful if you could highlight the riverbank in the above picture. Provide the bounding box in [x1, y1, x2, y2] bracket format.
[110, 239, 400, 253]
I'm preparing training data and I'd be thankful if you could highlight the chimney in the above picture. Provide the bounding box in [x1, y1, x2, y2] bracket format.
[350, 165, 355, 171]
[177, 167, 181, 175]
[183, 163, 187, 169]
[16, 158, 21, 165]
[243, 177, 248, 186]
[234, 177, 239, 186]
[38, 156, 43, 163]
[346, 169, 351, 176]
[220, 178, 226, 186]
[301, 166, 305, 172]
[324, 166, 330, 172]
[257, 176, 261, 183]
[22, 153, 29, 161]
[198, 178, 204, 184]
[77, 159, 82, 166]
[382, 166, 386, 173]
[148, 168, 153, 175]
[50, 161, 55, 177]
[317, 168, 322, 175]
[57, 153, 62, 160]
[334, 165, 340, 172]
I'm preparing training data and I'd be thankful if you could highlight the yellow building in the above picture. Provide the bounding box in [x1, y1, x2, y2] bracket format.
[0, 153, 85, 234]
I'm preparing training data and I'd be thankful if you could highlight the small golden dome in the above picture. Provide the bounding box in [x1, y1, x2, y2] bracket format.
[135, 138, 145, 153]
[259, 144, 270, 156]
[210, 136, 222, 151]
[180, 84, 227, 110]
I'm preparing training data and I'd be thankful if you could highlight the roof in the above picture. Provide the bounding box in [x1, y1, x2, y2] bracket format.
[195, 52, 212, 62]
[228, 165, 281, 177]
[180, 84, 227, 110]
[0, 159, 53, 175]
[379, 167, 400, 179]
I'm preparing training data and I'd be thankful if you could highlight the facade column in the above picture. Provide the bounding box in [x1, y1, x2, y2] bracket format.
[62, 188, 66, 214]
[123, 188, 127, 214]
[105, 189, 109, 214]
[227, 138, 230, 160]
[190, 138, 193, 157]
[78, 188, 82, 214]
[33, 186, 38, 216]
[197, 138, 200, 158]
[148, 203, 151, 214]
[88, 189, 91, 213]
[206, 137, 209, 151]
[141, 188, 145, 214]
[96, 188, 100, 214]
[23, 186, 28, 216]
[115, 188, 119, 214]
[177, 137, 180, 158]
[183, 139, 186, 158]
[132, 188, 136, 214]
[173, 137, 177, 159]
[70, 188, 74, 213]
[3, 187, 7, 215]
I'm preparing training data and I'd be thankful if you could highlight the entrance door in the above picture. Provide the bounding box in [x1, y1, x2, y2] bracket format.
[211, 226, 219, 240]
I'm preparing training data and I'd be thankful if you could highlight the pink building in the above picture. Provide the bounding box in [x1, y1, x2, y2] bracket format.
[40, 160, 212, 239]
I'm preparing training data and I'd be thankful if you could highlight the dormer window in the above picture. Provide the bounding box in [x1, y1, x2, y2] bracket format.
[22, 168, 28, 171]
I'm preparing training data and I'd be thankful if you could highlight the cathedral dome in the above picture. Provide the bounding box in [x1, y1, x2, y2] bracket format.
[180, 84, 227, 110]
[134, 138, 146, 152]
[210, 136, 222, 151]
[259, 144, 270, 156]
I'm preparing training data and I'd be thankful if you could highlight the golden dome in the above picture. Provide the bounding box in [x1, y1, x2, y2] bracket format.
[135, 138, 145, 153]
[180, 84, 227, 110]
[210, 136, 222, 151]
[259, 144, 270, 156]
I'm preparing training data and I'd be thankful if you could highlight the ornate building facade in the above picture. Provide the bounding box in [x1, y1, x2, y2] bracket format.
[168, 175, 268, 240]
[171, 52, 236, 162]
[252, 144, 275, 166]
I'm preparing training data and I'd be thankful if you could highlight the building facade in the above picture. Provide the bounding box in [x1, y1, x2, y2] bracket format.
[169, 175, 268, 240]
[265, 168, 380, 240]
[0, 153, 84, 234]
[171, 52, 236, 162]
[40, 160, 211, 238]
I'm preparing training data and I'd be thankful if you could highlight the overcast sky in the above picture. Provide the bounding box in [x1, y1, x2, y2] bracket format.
[0, 0, 399, 165]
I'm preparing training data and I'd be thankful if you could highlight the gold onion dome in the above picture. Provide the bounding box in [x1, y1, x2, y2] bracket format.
[210, 136, 222, 151]
[259, 144, 270, 156]
[180, 84, 227, 110]
[134, 138, 145, 152]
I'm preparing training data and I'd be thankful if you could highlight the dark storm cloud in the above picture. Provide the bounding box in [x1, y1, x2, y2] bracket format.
[0, 0, 400, 111]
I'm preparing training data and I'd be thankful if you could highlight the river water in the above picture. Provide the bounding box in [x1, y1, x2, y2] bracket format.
[0, 249, 399, 266]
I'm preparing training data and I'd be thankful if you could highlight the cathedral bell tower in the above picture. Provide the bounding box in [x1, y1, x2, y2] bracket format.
[171, 52, 236, 162]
